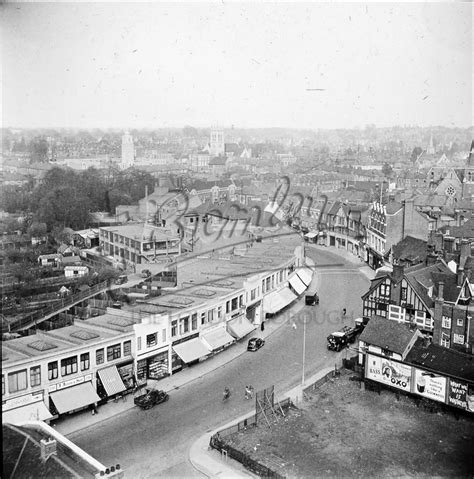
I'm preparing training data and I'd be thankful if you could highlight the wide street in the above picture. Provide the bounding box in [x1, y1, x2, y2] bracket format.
[69, 247, 370, 478]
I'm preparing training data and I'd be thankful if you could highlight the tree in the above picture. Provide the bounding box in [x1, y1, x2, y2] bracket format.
[27, 222, 47, 238]
[29, 137, 49, 163]
[411, 146, 423, 162]
[382, 163, 393, 177]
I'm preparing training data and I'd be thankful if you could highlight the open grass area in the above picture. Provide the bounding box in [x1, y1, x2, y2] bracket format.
[222, 373, 474, 477]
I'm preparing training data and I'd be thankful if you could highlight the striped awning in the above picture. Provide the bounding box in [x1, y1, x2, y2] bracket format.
[289, 274, 307, 295]
[263, 287, 297, 314]
[50, 382, 100, 414]
[98, 365, 126, 397]
[2, 401, 52, 424]
[297, 268, 313, 286]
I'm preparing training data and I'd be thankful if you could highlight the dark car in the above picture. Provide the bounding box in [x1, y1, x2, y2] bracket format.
[326, 331, 348, 352]
[247, 337, 265, 351]
[305, 290, 319, 306]
[134, 389, 169, 410]
[141, 269, 152, 278]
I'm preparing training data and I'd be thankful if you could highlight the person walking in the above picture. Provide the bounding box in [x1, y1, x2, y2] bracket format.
[245, 385, 253, 400]
[342, 308, 347, 317]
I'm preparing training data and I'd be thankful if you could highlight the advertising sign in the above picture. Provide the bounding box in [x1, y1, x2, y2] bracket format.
[413, 369, 447, 403]
[366, 354, 412, 392]
[448, 379, 474, 412]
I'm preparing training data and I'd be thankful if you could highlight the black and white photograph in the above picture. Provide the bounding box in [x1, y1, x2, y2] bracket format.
[1, 1, 473, 478]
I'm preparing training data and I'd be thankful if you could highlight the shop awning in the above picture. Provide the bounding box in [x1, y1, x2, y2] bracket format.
[201, 328, 235, 351]
[289, 274, 307, 295]
[98, 365, 126, 397]
[173, 338, 211, 363]
[50, 382, 100, 414]
[2, 401, 52, 424]
[263, 287, 297, 314]
[304, 231, 318, 239]
[227, 316, 256, 339]
[297, 268, 313, 286]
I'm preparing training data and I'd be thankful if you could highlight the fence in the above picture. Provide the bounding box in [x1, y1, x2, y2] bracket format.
[2, 280, 112, 333]
[209, 397, 293, 478]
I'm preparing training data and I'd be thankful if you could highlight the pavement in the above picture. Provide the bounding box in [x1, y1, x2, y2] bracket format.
[53, 245, 375, 477]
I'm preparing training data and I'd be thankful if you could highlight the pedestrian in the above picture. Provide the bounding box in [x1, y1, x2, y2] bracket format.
[245, 385, 251, 400]
[91, 403, 98, 415]
[261, 321, 265, 332]
[342, 308, 346, 316]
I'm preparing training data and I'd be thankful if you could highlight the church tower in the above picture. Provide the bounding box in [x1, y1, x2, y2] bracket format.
[121, 132, 135, 169]
[209, 128, 225, 157]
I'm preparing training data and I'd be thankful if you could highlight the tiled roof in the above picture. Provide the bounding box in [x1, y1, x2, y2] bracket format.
[359, 316, 418, 355]
[385, 201, 403, 215]
[405, 337, 474, 382]
[392, 236, 428, 264]
[431, 272, 460, 302]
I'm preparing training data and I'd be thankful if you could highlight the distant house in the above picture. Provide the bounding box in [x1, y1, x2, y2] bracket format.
[64, 265, 89, 277]
[38, 254, 61, 267]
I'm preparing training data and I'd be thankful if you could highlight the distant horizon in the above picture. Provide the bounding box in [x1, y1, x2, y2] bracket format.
[3, 123, 474, 132]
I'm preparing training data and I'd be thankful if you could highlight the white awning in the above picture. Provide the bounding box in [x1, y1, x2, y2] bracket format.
[289, 274, 307, 295]
[201, 327, 235, 351]
[263, 287, 297, 314]
[50, 382, 100, 414]
[98, 365, 126, 397]
[2, 401, 52, 424]
[297, 268, 313, 286]
[227, 316, 256, 339]
[173, 338, 211, 363]
[304, 232, 318, 239]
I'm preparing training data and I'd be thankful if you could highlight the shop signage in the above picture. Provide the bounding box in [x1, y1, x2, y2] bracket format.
[448, 379, 474, 412]
[3, 392, 44, 411]
[366, 354, 412, 392]
[48, 374, 93, 392]
[413, 369, 446, 403]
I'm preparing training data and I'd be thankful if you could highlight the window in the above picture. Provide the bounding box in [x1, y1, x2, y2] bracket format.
[96, 349, 104, 364]
[441, 332, 450, 348]
[401, 287, 407, 301]
[231, 297, 238, 310]
[80, 353, 90, 371]
[208, 309, 214, 322]
[380, 284, 390, 297]
[251, 289, 256, 301]
[162, 329, 166, 343]
[171, 320, 178, 337]
[457, 318, 464, 327]
[8, 370, 27, 393]
[107, 344, 121, 361]
[2, 375, 4, 396]
[453, 334, 464, 345]
[217, 307, 222, 320]
[124, 340, 132, 356]
[137, 336, 142, 351]
[226, 301, 230, 314]
[180, 316, 189, 334]
[48, 361, 58, 380]
[201, 312, 206, 325]
[61, 356, 78, 376]
[239, 295, 244, 308]
[30, 366, 41, 387]
[147, 333, 157, 347]
[265, 277, 271, 291]
[261, 279, 265, 294]
[442, 315, 452, 329]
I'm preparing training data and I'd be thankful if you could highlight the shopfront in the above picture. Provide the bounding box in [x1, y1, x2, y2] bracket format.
[136, 347, 170, 382]
[2, 392, 53, 425]
[48, 374, 100, 416]
[96, 365, 127, 400]
[172, 334, 211, 366]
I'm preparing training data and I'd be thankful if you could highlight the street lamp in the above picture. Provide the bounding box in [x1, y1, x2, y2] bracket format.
[302, 316, 306, 387]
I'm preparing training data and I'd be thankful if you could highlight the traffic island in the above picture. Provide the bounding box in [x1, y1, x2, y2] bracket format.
[211, 370, 474, 477]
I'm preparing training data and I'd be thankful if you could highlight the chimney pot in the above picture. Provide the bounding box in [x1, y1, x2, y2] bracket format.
[438, 281, 444, 301]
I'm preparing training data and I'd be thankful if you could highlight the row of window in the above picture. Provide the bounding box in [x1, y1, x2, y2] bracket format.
[441, 315, 464, 329]
[3, 341, 131, 396]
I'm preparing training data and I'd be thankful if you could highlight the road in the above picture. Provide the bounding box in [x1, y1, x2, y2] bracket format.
[70, 247, 370, 478]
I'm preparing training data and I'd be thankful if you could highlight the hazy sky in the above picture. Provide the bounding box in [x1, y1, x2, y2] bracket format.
[2, 2, 472, 129]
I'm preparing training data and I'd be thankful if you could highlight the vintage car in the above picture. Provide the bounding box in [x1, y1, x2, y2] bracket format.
[247, 337, 265, 352]
[134, 389, 169, 410]
[327, 325, 359, 351]
[114, 274, 128, 285]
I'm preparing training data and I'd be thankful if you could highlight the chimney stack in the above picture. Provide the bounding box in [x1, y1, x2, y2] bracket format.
[444, 236, 454, 253]
[437, 281, 444, 301]
[460, 239, 471, 260]
[457, 267, 464, 287]
[40, 438, 57, 461]
[426, 253, 437, 266]
[392, 264, 404, 283]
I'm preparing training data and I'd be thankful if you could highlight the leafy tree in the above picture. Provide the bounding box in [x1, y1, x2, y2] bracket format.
[382, 162, 393, 177]
[411, 146, 423, 162]
[27, 222, 47, 238]
[29, 137, 49, 163]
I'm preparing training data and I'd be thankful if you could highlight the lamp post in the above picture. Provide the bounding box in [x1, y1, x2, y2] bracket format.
[302, 316, 306, 387]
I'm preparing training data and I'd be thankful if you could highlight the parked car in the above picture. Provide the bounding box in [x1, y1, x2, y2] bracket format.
[134, 389, 169, 410]
[247, 337, 265, 351]
[114, 274, 128, 285]
[305, 289, 319, 306]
